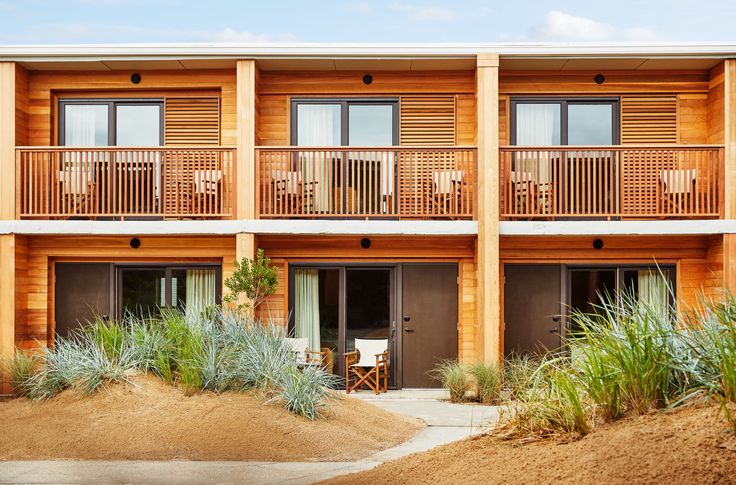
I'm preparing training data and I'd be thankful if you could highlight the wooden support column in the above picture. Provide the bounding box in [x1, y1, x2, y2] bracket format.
[236, 59, 257, 220]
[0, 63, 16, 390]
[724, 60, 736, 293]
[476, 54, 501, 362]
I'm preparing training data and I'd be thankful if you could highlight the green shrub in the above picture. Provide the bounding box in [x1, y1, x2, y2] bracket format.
[6, 350, 41, 397]
[223, 249, 278, 313]
[503, 354, 539, 400]
[470, 361, 503, 404]
[430, 360, 470, 403]
[274, 366, 338, 420]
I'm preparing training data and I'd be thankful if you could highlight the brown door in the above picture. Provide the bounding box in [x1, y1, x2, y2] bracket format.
[55, 263, 112, 340]
[504, 264, 562, 356]
[401, 264, 458, 388]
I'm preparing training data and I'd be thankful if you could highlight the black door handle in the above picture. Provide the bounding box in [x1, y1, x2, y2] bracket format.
[404, 328, 415, 333]
[403, 315, 411, 322]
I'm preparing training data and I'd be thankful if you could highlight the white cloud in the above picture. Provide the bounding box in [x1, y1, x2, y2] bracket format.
[390, 3, 459, 21]
[530, 11, 660, 42]
[0, 24, 298, 44]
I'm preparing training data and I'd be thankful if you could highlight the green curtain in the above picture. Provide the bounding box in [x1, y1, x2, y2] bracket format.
[185, 269, 216, 319]
[295, 268, 321, 352]
[637, 269, 670, 319]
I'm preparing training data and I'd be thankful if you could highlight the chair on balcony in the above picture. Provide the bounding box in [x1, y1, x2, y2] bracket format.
[192, 169, 223, 215]
[271, 170, 316, 215]
[658, 169, 697, 216]
[509, 171, 554, 218]
[432, 170, 465, 219]
[58, 168, 97, 219]
[345, 338, 389, 395]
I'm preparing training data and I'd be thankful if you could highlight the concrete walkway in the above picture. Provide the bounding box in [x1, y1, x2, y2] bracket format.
[0, 391, 500, 485]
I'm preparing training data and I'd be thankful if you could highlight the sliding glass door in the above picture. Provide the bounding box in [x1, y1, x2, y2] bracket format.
[292, 99, 398, 215]
[289, 265, 394, 377]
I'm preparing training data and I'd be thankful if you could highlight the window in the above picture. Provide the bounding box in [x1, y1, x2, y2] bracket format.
[117, 265, 221, 319]
[291, 99, 398, 146]
[511, 98, 619, 146]
[59, 100, 163, 146]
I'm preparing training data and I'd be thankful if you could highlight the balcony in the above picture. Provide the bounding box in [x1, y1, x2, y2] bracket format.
[17, 147, 235, 219]
[256, 147, 477, 220]
[500, 145, 723, 220]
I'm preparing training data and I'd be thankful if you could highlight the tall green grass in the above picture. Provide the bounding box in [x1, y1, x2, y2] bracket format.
[8, 310, 337, 420]
[430, 360, 470, 402]
[501, 289, 736, 437]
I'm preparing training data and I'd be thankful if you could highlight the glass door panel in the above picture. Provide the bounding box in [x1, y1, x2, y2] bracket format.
[296, 104, 341, 213]
[515, 103, 561, 146]
[348, 104, 395, 214]
[568, 104, 614, 145]
[345, 268, 391, 351]
[115, 104, 161, 146]
[120, 268, 166, 318]
[569, 269, 616, 335]
[63, 104, 109, 146]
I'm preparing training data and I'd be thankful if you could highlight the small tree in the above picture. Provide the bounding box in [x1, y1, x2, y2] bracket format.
[223, 249, 278, 314]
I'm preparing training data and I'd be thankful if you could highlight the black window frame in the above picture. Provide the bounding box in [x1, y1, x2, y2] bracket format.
[115, 263, 222, 318]
[509, 97, 620, 146]
[58, 98, 165, 146]
[290, 98, 400, 146]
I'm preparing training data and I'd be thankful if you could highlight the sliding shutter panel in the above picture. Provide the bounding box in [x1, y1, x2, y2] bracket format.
[400, 96, 456, 146]
[620, 96, 678, 215]
[164, 96, 221, 146]
[621, 96, 677, 144]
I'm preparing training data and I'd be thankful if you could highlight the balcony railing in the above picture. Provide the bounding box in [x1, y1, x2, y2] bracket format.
[500, 145, 723, 220]
[256, 146, 477, 219]
[17, 147, 235, 219]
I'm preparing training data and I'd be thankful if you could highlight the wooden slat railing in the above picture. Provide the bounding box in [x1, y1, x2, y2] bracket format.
[17, 147, 235, 219]
[500, 145, 723, 220]
[257, 146, 477, 219]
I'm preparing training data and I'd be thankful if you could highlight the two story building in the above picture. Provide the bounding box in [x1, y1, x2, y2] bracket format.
[0, 43, 734, 389]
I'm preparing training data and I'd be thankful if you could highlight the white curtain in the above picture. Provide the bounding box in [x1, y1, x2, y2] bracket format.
[637, 269, 670, 319]
[297, 105, 340, 212]
[185, 269, 216, 319]
[65, 105, 108, 147]
[516, 104, 560, 184]
[294, 268, 321, 352]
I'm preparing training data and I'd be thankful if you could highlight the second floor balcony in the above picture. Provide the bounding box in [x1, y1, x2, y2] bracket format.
[256, 146, 477, 220]
[500, 145, 723, 220]
[17, 146, 235, 220]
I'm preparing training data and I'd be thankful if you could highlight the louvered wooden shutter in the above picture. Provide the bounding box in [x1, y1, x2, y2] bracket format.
[621, 96, 677, 144]
[164, 96, 220, 146]
[399, 96, 456, 146]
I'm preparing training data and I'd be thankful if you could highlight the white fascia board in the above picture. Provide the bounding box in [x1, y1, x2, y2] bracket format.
[0, 220, 478, 236]
[500, 220, 736, 236]
[1, 42, 736, 61]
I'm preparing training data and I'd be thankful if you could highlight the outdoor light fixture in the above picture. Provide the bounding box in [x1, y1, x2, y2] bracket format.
[362, 74, 373, 85]
[593, 238, 604, 250]
[360, 238, 372, 249]
[594, 74, 605, 84]
[130, 73, 142, 84]
[130, 238, 141, 249]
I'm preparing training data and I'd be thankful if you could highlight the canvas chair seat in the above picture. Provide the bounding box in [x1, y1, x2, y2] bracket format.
[345, 338, 389, 395]
[660, 169, 697, 195]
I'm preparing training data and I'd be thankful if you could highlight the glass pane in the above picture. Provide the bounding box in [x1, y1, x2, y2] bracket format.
[515, 103, 561, 145]
[569, 269, 616, 335]
[116, 105, 161, 146]
[348, 104, 394, 146]
[120, 269, 165, 318]
[345, 269, 391, 352]
[64, 104, 109, 146]
[297, 104, 341, 146]
[568, 104, 614, 145]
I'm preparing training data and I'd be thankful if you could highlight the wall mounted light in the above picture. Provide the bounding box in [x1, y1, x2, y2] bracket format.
[594, 74, 605, 85]
[592, 238, 604, 250]
[362, 74, 373, 85]
[130, 238, 141, 249]
[360, 238, 372, 249]
[130, 73, 142, 84]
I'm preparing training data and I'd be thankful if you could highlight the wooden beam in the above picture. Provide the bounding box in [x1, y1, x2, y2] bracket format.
[0, 62, 15, 220]
[476, 54, 501, 363]
[725, 234, 736, 294]
[0, 235, 15, 392]
[724, 59, 736, 219]
[236, 60, 257, 220]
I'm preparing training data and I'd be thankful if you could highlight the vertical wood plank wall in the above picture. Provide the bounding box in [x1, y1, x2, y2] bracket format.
[257, 236, 478, 362]
[24, 69, 237, 146]
[14, 236, 236, 349]
[256, 70, 477, 146]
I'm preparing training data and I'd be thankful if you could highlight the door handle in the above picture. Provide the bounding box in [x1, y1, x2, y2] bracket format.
[404, 328, 415, 333]
[403, 315, 411, 322]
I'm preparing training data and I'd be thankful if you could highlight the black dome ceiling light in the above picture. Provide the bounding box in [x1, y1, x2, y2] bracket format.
[592, 238, 604, 250]
[362, 74, 373, 85]
[594, 73, 605, 85]
[130, 73, 142, 84]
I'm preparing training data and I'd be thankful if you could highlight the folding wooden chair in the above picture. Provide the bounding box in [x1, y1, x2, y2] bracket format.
[192, 169, 223, 215]
[658, 169, 697, 216]
[345, 338, 388, 395]
[58, 168, 97, 219]
[432, 170, 464, 219]
[285, 337, 327, 367]
[271, 170, 316, 215]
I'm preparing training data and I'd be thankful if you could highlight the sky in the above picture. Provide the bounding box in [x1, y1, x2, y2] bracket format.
[0, 0, 734, 44]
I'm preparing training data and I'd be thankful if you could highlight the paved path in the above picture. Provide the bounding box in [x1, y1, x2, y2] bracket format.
[0, 391, 500, 485]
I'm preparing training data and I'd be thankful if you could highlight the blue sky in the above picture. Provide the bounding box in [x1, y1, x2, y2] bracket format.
[0, 0, 733, 44]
